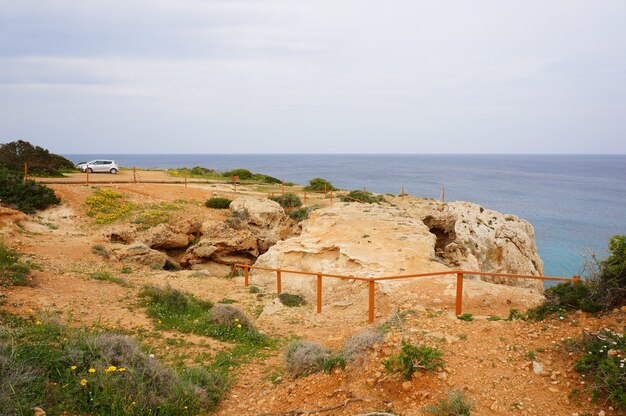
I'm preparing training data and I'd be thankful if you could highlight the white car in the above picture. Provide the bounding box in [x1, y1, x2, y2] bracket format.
[76, 160, 119, 174]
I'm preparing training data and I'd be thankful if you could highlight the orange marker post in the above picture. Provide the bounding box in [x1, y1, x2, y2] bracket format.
[244, 266, 249, 287]
[316, 273, 322, 313]
[282, 179, 285, 196]
[368, 280, 375, 323]
[276, 269, 282, 294]
[455, 272, 464, 315]
[133, 166, 137, 184]
[233, 176, 238, 194]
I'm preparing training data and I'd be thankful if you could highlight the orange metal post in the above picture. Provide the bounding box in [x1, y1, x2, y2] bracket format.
[282, 179, 285, 196]
[277, 269, 282, 294]
[455, 272, 464, 315]
[184, 172, 188, 188]
[24, 162, 28, 180]
[133, 166, 137, 184]
[441, 186, 445, 202]
[316, 273, 322, 313]
[244, 266, 249, 287]
[573, 275, 581, 283]
[368, 280, 375, 323]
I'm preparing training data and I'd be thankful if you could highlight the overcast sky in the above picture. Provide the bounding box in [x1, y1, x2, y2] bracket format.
[1, 1, 625, 154]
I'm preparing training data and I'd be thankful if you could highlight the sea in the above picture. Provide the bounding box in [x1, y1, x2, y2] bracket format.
[65, 154, 626, 281]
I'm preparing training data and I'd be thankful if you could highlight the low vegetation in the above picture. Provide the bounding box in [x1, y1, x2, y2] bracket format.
[383, 341, 444, 380]
[0, 313, 228, 416]
[340, 190, 385, 204]
[424, 390, 473, 416]
[527, 234, 625, 320]
[278, 293, 306, 307]
[86, 189, 134, 224]
[341, 328, 384, 360]
[0, 241, 32, 287]
[571, 329, 626, 409]
[283, 340, 332, 377]
[0, 166, 60, 213]
[269, 193, 302, 208]
[168, 167, 282, 184]
[304, 177, 336, 192]
[289, 206, 315, 222]
[205, 197, 232, 209]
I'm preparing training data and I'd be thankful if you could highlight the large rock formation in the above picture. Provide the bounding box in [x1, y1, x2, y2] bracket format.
[255, 199, 544, 292]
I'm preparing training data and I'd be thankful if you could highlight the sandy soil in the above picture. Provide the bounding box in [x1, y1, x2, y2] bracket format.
[1, 181, 622, 416]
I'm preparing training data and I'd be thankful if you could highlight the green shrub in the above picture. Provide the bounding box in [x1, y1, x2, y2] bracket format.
[527, 281, 601, 320]
[424, 390, 473, 416]
[269, 193, 302, 208]
[289, 207, 314, 222]
[573, 329, 626, 409]
[0, 140, 74, 176]
[383, 341, 444, 380]
[340, 190, 385, 204]
[0, 317, 228, 416]
[487, 316, 501, 321]
[507, 308, 526, 321]
[322, 355, 346, 373]
[304, 178, 336, 192]
[457, 313, 474, 322]
[222, 169, 281, 184]
[0, 166, 60, 213]
[284, 340, 330, 377]
[205, 197, 232, 209]
[278, 293, 306, 307]
[248, 285, 261, 294]
[0, 241, 32, 287]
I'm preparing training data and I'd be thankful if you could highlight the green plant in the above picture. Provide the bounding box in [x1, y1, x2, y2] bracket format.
[91, 244, 109, 258]
[507, 308, 526, 321]
[120, 267, 132, 274]
[0, 241, 32, 287]
[0, 166, 60, 213]
[269, 193, 302, 208]
[205, 197, 232, 209]
[278, 293, 306, 307]
[573, 329, 626, 409]
[340, 190, 385, 204]
[383, 341, 444, 380]
[457, 313, 474, 322]
[304, 178, 336, 192]
[424, 390, 473, 416]
[526, 351, 537, 360]
[0, 139, 74, 176]
[322, 355, 346, 373]
[85, 189, 134, 224]
[248, 285, 261, 294]
[0, 315, 228, 416]
[487, 315, 501, 321]
[89, 272, 131, 287]
[283, 340, 330, 377]
[222, 169, 281, 184]
[527, 281, 601, 321]
[218, 298, 237, 304]
[289, 207, 315, 222]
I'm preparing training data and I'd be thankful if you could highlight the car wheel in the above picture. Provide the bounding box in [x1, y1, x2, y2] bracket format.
[88, 168, 94, 173]
[110, 168, 118, 174]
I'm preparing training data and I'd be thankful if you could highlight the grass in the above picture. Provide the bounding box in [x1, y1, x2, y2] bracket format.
[457, 313, 474, 322]
[0, 241, 32, 287]
[139, 285, 268, 345]
[424, 390, 473, 416]
[0, 313, 228, 416]
[278, 293, 306, 307]
[91, 244, 109, 258]
[89, 271, 131, 287]
[205, 197, 232, 209]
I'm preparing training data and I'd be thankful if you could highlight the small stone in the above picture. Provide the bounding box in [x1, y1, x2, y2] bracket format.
[366, 378, 376, 387]
[375, 371, 382, 378]
[548, 387, 560, 393]
[402, 381, 413, 391]
[620, 305, 626, 313]
[532, 361, 545, 375]
[598, 411, 606, 416]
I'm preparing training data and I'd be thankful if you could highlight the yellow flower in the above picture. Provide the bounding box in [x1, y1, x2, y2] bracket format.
[70, 365, 77, 371]
[35, 321, 42, 326]
[184, 406, 188, 410]
[131, 402, 136, 406]
[118, 367, 126, 372]
[234, 318, 239, 322]
[88, 368, 96, 374]
[105, 365, 117, 373]
[80, 379, 88, 387]
[237, 324, 242, 328]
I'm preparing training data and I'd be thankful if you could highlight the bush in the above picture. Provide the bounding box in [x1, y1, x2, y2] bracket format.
[0, 317, 228, 415]
[341, 328, 383, 360]
[304, 178, 336, 192]
[0, 241, 32, 287]
[278, 293, 306, 307]
[340, 190, 385, 204]
[527, 281, 601, 320]
[284, 340, 330, 377]
[210, 304, 255, 331]
[289, 207, 314, 222]
[269, 193, 302, 208]
[0, 166, 60, 213]
[424, 390, 473, 416]
[383, 341, 444, 380]
[0, 139, 74, 176]
[573, 329, 626, 409]
[205, 197, 232, 209]
[222, 169, 281, 184]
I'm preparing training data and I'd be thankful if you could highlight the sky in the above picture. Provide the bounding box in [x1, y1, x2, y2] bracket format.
[1, 1, 625, 154]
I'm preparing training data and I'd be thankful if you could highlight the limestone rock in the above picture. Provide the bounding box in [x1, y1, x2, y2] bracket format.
[115, 242, 180, 270]
[142, 220, 201, 249]
[229, 197, 292, 252]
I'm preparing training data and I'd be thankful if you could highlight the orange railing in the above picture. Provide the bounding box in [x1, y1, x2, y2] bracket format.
[233, 264, 580, 323]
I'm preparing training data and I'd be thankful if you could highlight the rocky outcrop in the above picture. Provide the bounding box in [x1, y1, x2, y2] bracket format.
[0, 207, 28, 232]
[229, 197, 292, 251]
[115, 242, 180, 270]
[142, 220, 201, 249]
[255, 199, 544, 292]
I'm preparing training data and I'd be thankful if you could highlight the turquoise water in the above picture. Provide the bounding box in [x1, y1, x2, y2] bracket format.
[65, 154, 626, 279]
